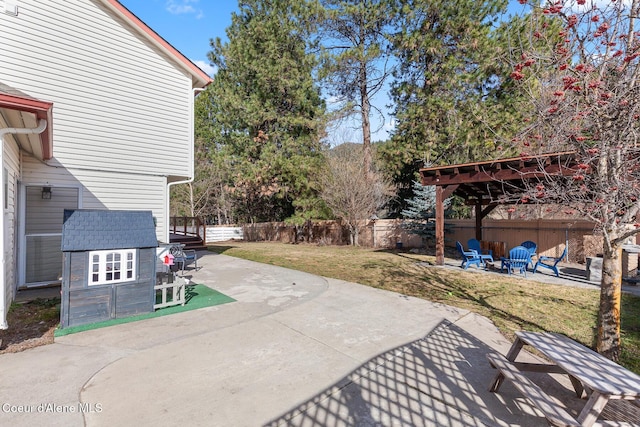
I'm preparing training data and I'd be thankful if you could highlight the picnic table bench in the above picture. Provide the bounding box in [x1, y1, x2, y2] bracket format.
[488, 331, 640, 427]
[487, 352, 580, 426]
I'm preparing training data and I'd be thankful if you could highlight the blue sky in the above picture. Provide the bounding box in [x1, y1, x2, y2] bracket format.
[119, 0, 236, 77]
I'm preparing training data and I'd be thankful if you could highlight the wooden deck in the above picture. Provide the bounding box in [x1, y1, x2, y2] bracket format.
[169, 216, 207, 250]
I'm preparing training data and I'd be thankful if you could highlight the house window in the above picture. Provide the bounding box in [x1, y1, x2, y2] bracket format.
[89, 249, 136, 285]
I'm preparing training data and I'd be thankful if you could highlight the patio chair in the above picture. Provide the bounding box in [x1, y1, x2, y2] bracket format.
[468, 238, 494, 263]
[520, 241, 537, 268]
[533, 247, 568, 277]
[500, 246, 532, 277]
[169, 244, 198, 275]
[456, 241, 484, 270]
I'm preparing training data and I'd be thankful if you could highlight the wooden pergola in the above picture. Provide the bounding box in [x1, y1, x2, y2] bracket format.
[419, 151, 579, 265]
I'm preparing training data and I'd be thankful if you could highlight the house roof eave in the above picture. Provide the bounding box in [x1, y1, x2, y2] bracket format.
[0, 91, 54, 161]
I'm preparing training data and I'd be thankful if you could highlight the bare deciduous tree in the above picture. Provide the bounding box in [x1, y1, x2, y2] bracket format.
[170, 141, 236, 224]
[320, 145, 394, 245]
[509, 0, 640, 360]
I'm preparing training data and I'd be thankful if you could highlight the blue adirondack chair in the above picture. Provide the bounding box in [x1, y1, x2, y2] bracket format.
[456, 241, 484, 270]
[468, 238, 494, 263]
[520, 240, 537, 268]
[500, 246, 532, 276]
[533, 247, 568, 277]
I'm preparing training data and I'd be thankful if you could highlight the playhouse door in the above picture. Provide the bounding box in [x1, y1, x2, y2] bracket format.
[23, 186, 78, 287]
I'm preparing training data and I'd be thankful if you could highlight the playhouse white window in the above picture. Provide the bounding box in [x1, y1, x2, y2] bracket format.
[89, 249, 136, 285]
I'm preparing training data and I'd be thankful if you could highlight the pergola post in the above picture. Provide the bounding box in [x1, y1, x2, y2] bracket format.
[435, 186, 445, 265]
[475, 201, 483, 241]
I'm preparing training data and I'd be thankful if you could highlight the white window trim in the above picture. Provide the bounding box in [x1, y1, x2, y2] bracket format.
[89, 249, 136, 286]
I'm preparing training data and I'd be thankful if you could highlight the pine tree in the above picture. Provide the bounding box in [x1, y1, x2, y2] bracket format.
[317, 0, 395, 179]
[203, 0, 327, 223]
[378, 0, 518, 215]
[401, 180, 450, 248]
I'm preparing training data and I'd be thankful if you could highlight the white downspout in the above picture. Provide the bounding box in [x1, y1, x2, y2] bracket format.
[0, 119, 47, 329]
[165, 88, 205, 243]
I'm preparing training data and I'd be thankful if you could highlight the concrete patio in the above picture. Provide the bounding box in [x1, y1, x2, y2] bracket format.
[1, 251, 636, 426]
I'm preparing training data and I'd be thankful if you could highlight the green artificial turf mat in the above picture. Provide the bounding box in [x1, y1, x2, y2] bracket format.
[55, 284, 234, 337]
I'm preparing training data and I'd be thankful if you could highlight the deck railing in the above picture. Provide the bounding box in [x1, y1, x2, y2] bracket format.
[170, 216, 206, 244]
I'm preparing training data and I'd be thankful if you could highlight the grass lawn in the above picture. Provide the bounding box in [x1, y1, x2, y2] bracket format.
[210, 241, 640, 374]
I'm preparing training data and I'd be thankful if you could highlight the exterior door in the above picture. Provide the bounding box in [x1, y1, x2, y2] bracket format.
[23, 186, 78, 287]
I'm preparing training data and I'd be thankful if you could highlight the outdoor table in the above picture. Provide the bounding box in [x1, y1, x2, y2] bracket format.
[490, 331, 640, 426]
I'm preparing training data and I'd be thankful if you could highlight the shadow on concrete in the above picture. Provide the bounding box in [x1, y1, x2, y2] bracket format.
[264, 320, 579, 427]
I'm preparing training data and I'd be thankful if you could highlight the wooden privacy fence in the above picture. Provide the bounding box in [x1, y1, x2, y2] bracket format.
[242, 219, 605, 263]
[243, 220, 351, 246]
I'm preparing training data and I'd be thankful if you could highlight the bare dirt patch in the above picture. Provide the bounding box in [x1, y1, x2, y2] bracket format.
[0, 298, 60, 354]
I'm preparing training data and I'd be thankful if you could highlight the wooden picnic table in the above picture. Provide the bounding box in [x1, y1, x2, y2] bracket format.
[489, 331, 640, 426]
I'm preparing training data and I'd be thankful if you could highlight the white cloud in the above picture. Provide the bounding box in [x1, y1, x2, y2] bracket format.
[166, 0, 203, 18]
[193, 60, 216, 77]
[326, 95, 340, 105]
[383, 118, 396, 133]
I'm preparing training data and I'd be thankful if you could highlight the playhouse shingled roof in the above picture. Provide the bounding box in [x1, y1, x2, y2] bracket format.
[61, 209, 158, 252]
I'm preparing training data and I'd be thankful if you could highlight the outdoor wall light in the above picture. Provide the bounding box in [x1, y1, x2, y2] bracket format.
[42, 186, 52, 199]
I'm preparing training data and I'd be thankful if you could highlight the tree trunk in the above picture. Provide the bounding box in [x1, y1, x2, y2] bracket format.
[188, 183, 195, 217]
[597, 243, 622, 360]
[360, 61, 372, 181]
[305, 219, 313, 243]
[349, 223, 359, 246]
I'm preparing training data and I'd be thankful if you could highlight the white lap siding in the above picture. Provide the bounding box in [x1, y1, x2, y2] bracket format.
[21, 156, 168, 241]
[0, 0, 206, 325]
[3, 135, 20, 309]
[0, 0, 193, 178]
